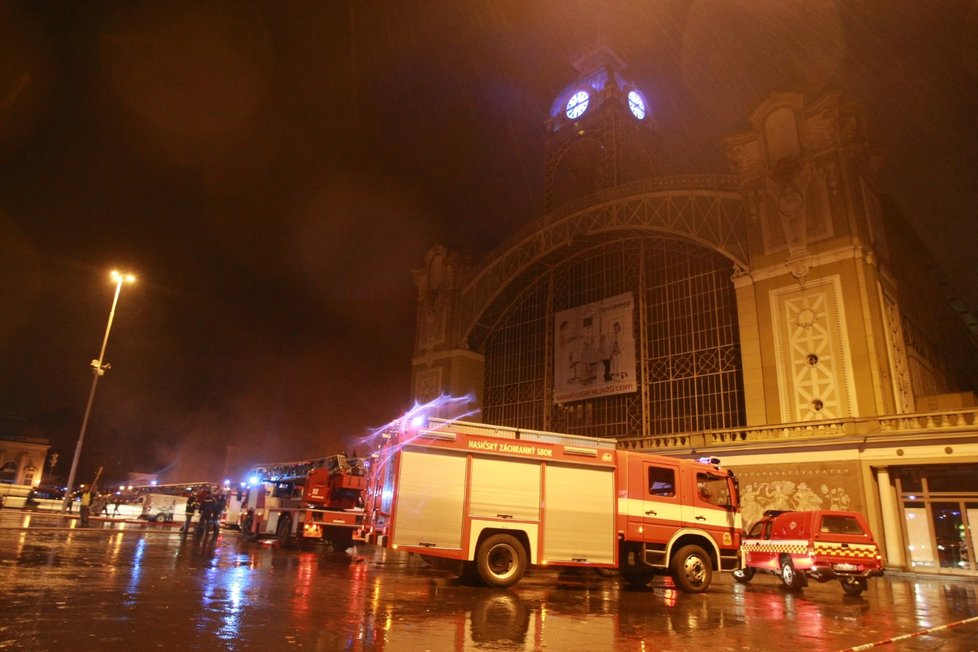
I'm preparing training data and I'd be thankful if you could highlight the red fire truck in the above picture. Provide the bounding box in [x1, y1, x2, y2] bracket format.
[239, 453, 367, 551]
[359, 417, 742, 591]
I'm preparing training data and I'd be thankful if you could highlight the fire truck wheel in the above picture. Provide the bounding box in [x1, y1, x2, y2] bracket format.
[732, 567, 755, 584]
[276, 515, 293, 546]
[476, 533, 527, 588]
[840, 577, 867, 596]
[240, 513, 257, 541]
[621, 571, 654, 588]
[779, 558, 802, 591]
[328, 528, 354, 552]
[670, 545, 712, 593]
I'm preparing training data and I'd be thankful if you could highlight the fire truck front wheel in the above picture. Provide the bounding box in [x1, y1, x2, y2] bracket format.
[476, 533, 527, 588]
[670, 545, 712, 593]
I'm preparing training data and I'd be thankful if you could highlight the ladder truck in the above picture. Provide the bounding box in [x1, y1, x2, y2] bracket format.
[359, 417, 742, 591]
[239, 453, 367, 552]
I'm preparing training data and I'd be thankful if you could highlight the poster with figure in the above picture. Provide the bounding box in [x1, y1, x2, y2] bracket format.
[554, 292, 637, 404]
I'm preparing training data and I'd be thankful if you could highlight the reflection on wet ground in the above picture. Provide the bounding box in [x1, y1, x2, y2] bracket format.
[2, 510, 978, 651]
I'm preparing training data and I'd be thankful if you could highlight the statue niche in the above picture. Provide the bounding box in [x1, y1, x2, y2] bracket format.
[413, 246, 460, 352]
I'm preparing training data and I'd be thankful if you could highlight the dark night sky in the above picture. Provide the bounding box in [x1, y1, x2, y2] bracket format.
[1, 1, 976, 485]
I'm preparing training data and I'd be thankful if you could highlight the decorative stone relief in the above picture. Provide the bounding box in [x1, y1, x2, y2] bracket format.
[766, 156, 812, 254]
[861, 176, 889, 260]
[729, 141, 764, 180]
[771, 276, 857, 421]
[786, 253, 814, 281]
[884, 297, 916, 413]
[414, 367, 443, 405]
[804, 107, 839, 154]
[737, 461, 860, 529]
[807, 165, 835, 241]
[746, 190, 761, 224]
[825, 162, 839, 196]
[413, 246, 459, 352]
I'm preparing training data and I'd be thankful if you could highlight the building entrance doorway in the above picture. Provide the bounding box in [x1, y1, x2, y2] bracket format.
[897, 465, 978, 576]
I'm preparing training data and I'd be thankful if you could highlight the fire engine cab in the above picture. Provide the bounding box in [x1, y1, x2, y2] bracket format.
[239, 453, 366, 551]
[359, 417, 742, 591]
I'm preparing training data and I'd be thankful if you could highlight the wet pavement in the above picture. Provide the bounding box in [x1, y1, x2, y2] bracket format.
[2, 510, 978, 651]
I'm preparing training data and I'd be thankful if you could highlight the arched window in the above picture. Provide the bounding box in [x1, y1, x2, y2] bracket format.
[0, 461, 17, 484]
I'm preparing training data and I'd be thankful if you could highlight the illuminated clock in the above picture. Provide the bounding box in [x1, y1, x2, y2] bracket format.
[565, 90, 590, 119]
[627, 90, 646, 120]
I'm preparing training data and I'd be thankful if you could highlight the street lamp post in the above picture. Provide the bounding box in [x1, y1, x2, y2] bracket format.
[61, 270, 135, 512]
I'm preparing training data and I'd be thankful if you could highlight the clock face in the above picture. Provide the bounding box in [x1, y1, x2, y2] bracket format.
[565, 90, 590, 119]
[628, 90, 646, 120]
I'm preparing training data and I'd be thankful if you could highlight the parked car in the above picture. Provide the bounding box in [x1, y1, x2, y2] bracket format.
[733, 509, 884, 596]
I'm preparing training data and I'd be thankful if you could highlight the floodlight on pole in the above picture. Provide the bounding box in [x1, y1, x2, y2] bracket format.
[61, 270, 136, 512]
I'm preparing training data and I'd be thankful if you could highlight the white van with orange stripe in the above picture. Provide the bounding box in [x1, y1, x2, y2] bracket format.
[733, 509, 883, 595]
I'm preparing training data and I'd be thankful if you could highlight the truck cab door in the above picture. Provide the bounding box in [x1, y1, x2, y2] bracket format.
[682, 471, 739, 549]
[626, 459, 683, 544]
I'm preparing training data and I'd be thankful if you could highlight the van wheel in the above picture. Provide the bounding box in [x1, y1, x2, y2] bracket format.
[476, 534, 527, 588]
[670, 545, 712, 593]
[780, 558, 802, 591]
[841, 577, 867, 596]
[276, 515, 292, 546]
[733, 567, 755, 584]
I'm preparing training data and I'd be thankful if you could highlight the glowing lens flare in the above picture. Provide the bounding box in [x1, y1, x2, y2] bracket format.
[356, 393, 479, 462]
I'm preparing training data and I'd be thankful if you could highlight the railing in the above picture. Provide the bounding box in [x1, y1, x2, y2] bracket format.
[617, 408, 978, 452]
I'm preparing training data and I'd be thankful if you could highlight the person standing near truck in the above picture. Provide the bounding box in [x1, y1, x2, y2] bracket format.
[195, 489, 217, 537]
[181, 492, 198, 535]
[210, 491, 226, 535]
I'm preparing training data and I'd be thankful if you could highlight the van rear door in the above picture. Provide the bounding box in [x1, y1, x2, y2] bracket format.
[812, 512, 881, 570]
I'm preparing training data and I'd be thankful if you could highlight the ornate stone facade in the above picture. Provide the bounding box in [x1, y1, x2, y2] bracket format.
[407, 55, 978, 575]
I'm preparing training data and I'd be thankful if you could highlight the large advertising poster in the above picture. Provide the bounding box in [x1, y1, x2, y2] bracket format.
[553, 292, 637, 404]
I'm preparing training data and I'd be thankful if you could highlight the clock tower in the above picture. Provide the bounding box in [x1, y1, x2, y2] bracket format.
[544, 46, 658, 212]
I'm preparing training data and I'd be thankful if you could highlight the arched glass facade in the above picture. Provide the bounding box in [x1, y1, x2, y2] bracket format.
[483, 236, 745, 439]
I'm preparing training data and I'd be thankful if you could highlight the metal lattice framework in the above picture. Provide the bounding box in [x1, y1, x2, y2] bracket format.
[473, 177, 749, 438]
[481, 235, 746, 437]
[461, 176, 748, 349]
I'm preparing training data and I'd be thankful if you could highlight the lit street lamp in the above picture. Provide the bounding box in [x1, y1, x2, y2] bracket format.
[61, 270, 136, 512]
